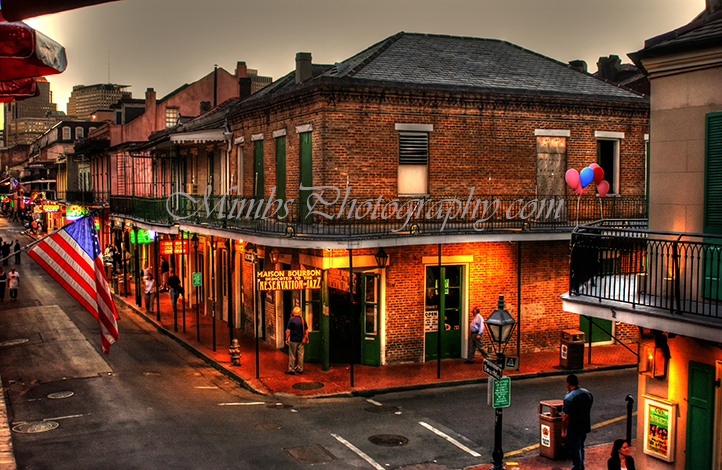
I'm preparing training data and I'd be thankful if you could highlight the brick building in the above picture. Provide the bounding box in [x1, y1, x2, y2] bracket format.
[110, 33, 649, 367]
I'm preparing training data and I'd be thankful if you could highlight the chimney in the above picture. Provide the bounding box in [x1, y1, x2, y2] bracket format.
[236, 61, 247, 78]
[295, 52, 312, 84]
[568, 60, 588, 73]
[239, 77, 252, 99]
[596, 55, 622, 82]
[145, 87, 156, 111]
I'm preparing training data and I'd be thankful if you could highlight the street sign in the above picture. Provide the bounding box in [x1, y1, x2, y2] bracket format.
[491, 376, 511, 408]
[192, 272, 202, 287]
[244, 251, 257, 263]
[483, 358, 503, 381]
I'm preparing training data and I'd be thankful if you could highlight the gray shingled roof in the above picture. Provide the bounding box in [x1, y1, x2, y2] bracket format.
[631, 9, 722, 60]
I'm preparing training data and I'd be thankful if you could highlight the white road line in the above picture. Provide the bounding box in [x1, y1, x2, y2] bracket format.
[366, 399, 383, 406]
[418, 421, 481, 458]
[43, 414, 85, 421]
[218, 402, 266, 406]
[331, 433, 385, 470]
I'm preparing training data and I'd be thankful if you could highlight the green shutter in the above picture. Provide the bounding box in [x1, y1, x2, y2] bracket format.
[300, 132, 312, 223]
[254, 140, 264, 198]
[685, 361, 715, 470]
[704, 111, 722, 234]
[275, 136, 286, 202]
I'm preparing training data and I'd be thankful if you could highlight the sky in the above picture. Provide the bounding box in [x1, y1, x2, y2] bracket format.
[23, 0, 706, 115]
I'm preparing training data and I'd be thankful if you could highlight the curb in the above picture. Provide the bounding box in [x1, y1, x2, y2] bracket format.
[0, 371, 17, 470]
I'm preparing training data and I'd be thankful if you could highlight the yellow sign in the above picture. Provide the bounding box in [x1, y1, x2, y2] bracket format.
[643, 395, 676, 462]
[257, 269, 322, 291]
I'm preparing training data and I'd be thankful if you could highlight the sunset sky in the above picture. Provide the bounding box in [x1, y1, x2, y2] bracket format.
[23, 0, 705, 114]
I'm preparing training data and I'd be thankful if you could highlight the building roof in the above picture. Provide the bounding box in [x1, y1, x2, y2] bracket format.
[247, 32, 646, 105]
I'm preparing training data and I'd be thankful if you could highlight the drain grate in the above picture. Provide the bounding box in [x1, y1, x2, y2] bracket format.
[291, 382, 324, 390]
[368, 434, 409, 447]
[0, 338, 29, 347]
[12, 421, 59, 433]
[364, 405, 399, 414]
[284, 445, 336, 463]
[47, 391, 74, 399]
[254, 422, 282, 430]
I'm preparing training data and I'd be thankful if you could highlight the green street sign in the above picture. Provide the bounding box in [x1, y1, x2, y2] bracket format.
[192, 272, 202, 287]
[491, 376, 511, 408]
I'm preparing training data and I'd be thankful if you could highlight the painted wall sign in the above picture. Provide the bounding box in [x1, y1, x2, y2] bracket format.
[642, 395, 676, 462]
[256, 269, 322, 291]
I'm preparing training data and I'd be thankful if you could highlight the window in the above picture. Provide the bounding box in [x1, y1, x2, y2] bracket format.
[75, 127, 84, 139]
[704, 111, 722, 234]
[275, 135, 286, 202]
[535, 130, 569, 197]
[62, 127, 71, 140]
[252, 135, 264, 198]
[396, 123, 432, 195]
[299, 131, 312, 222]
[595, 131, 624, 195]
[165, 107, 179, 128]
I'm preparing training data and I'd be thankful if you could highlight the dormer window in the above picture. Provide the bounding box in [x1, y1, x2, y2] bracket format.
[62, 127, 71, 140]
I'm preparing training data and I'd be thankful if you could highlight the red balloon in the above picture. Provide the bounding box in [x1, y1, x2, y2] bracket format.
[565, 169, 580, 190]
[592, 166, 604, 184]
[597, 180, 610, 198]
[590, 163, 600, 170]
[575, 184, 585, 196]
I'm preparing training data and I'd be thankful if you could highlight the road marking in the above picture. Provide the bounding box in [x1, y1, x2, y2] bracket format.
[366, 399, 383, 406]
[331, 433, 385, 470]
[505, 412, 638, 457]
[218, 402, 266, 406]
[195, 386, 218, 389]
[43, 414, 85, 421]
[418, 421, 481, 457]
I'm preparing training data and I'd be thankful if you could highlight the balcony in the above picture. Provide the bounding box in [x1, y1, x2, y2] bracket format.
[562, 225, 722, 342]
[110, 193, 646, 240]
[64, 191, 95, 205]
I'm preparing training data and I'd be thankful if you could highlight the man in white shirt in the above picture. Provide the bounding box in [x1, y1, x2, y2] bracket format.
[7, 267, 19, 301]
[465, 306, 490, 363]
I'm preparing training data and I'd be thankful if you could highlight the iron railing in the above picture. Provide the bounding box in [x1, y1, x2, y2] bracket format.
[112, 193, 646, 239]
[64, 191, 95, 204]
[569, 225, 722, 320]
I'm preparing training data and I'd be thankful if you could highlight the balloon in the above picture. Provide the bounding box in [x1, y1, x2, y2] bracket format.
[575, 184, 585, 196]
[597, 180, 610, 198]
[589, 163, 600, 170]
[579, 167, 594, 188]
[592, 166, 605, 184]
[565, 169, 580, 190]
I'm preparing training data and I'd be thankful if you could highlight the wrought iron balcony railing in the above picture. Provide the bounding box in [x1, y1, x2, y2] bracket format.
[569, 225, 722, 320]
[111, 193, 646, 239]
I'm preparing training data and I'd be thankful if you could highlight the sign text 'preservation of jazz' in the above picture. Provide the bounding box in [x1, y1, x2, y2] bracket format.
[256, 269, 322, 291]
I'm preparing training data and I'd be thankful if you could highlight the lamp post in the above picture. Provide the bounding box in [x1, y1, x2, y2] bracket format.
[170, 232, 177, 332]
[192, 234, 200, 342]
[211, 235, 217, 352]
[245, 242, 259, 379]
[485, 294, 517, 470]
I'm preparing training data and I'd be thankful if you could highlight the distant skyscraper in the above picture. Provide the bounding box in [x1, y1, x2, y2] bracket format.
[3, 77, 63, 147]
[247, 69, 272, 93]
[66, 84, 131, 120]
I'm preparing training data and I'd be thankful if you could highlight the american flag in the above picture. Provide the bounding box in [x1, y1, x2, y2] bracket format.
[28, 213, 119, 353]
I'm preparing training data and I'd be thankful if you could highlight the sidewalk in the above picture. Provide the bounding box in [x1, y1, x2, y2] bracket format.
[112, 281, 638, 399]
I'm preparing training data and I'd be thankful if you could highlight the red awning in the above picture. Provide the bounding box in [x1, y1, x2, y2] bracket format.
[0, 21, 67, 81]
[1, 0, 120, 21]
[0, 77, 39, 102]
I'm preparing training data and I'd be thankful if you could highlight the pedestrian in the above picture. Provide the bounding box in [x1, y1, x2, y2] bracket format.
[13, 240, 20, 264]
[113, 248, 122, 273]
[285, 306, 308, 375]
[0, 267, 6, 301]
[1, 242, 10, 266]
[465, 306, 490, 363]
[160, 256, 169, 292]
[144, 272, 157, 313]
[167, 269, 182, 313]
[143, 264, 152, 278]
[7, 267, 19, 301]
[607, 439, 635, 470]
[562, 374, 594, 470]
[31, 219, 37, 234]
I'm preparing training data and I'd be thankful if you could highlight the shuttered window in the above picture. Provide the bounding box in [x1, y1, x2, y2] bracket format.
[704, 111, 722, 234]
[399, 132, 429, 165]
[397, 126, 431, 196]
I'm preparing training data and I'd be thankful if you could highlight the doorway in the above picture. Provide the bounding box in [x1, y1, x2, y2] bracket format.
[424, 265, 463, 361]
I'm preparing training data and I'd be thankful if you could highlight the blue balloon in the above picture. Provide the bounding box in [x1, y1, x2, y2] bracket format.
[579, 167, 594, 188]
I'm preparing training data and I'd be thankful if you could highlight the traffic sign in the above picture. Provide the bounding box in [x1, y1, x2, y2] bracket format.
[491, 376, 511, 408]
[483, 358, 503, 381]
[244, 251, 257, 263]
[192, 272, 202, 287]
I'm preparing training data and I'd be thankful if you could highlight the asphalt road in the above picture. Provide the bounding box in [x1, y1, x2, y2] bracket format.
[0, 219, 637, 470]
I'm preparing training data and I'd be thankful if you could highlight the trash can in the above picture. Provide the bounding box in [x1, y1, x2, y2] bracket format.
[539, 399, 565, 459]
[560, 329, 585, 369]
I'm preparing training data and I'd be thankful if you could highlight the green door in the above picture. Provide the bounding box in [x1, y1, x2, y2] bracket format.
[685, 361, 715, 470]
[360, 273, 381, 366]
[425, 265, 463, 361]
[579, 316, 612, 343]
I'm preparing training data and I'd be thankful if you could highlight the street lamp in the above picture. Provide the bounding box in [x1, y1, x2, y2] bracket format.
[269, 247, 279, 265]
[485, 294, 517, 470]
[374, 247, 389, 268]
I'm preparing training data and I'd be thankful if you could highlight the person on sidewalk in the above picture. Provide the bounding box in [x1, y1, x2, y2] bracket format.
[0, 267, 6, 301]
[7, 267, 19, 301]
[13, 240, 20, 264]
[167, 269, 182, 313]
[562, 374, 594, 470]
[607, 439, 635, 470]
[160, 257, 169, 292]
[285, 306, 308, 375]
[2, 241, 10, 266]
[144, 273, 157, 314]
[465, 306, 490, 363]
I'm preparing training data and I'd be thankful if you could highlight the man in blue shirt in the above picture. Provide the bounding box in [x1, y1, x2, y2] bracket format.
[285, 306, 308, 375]
[465, 307, 490, 363]
[562, 374, 594, 470]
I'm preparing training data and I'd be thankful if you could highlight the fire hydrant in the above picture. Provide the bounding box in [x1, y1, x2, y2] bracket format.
[229, 339, 241, 366]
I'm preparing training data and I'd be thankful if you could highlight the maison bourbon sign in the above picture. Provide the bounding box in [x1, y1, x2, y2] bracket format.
[257, 269, 322, 291]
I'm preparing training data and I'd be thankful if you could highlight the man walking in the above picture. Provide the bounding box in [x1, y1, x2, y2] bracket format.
[13, 240, 20, 264]
[562, 374, 594, 470]
[167, 269, 182, 314]
[7, 267, 19, 301]
[465, 306, 490, 363]
[285, 306, 308, 375]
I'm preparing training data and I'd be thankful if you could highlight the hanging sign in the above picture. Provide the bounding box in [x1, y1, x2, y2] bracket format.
[256, 269, 321, 291]
[160, 240, 189, 255]
[43, 204, 60, 213]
